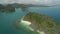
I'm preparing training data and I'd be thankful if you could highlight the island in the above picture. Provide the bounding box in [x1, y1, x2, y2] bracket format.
[0, 3, 55, 12]
[16, 12, 60, 34]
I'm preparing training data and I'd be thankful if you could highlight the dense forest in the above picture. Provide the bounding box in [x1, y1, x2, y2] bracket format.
[23, 12, 60, 34]
[0, 3, 29, 12]
[0, 3, 49, 12]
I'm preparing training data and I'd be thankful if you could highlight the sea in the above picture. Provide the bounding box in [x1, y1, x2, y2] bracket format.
[0, 7, 60, 34]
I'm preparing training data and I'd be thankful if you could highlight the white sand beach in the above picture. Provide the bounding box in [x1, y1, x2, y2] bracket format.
[21, 19, 31, 26]
[20, 19, 45, 34]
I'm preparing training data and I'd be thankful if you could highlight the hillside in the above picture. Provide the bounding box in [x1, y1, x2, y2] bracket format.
[23, 12, 60, 34]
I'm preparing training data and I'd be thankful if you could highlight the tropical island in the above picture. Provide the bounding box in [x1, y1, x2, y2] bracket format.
[16, 12, 60, 34]
[0, 3, 56, 12]
[0, 3, 60, 34]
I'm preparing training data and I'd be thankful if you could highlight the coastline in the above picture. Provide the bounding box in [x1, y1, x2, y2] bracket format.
[20, 19, 45, 34]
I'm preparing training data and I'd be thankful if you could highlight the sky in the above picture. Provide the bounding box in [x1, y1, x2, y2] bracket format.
[0, 0, 60, 5]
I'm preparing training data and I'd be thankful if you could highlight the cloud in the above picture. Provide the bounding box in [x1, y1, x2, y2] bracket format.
[0, 0, 60, 5]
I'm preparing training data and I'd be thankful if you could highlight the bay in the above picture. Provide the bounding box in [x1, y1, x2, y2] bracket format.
[0, 7, 60, 34]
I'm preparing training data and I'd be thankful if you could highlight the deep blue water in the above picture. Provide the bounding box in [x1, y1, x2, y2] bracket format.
[0, 7, 60, 34]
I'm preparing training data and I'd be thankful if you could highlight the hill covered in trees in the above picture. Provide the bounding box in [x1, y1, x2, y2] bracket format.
[22, 12, 60, 34]
[0, 3, 49, 12]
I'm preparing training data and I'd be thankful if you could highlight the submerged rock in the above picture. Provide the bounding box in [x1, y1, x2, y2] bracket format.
[16, 12, 60, 34]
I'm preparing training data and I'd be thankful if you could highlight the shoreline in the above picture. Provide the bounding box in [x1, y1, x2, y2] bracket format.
[20, 19, 45, 34]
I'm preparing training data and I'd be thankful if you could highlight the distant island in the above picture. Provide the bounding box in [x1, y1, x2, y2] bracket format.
[0, 3, 55, 12]
[16, 12, 60, 34]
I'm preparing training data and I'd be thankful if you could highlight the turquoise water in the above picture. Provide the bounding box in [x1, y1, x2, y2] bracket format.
[0, 7, 60, 34]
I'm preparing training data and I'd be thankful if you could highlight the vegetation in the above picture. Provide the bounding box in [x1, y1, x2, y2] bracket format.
[0, 4, 15, 12]
[0, 3, 29, 12]
[23, 12, 60, 34]
[0, 3, 50, 12]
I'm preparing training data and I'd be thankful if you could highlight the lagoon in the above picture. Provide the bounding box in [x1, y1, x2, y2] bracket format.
[0, 7, 60, 34]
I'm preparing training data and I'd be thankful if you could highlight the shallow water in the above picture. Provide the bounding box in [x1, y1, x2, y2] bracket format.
[0, 7, 60, 34]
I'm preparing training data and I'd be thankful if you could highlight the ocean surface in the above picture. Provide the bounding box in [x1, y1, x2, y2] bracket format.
[0, 7, 60, 34]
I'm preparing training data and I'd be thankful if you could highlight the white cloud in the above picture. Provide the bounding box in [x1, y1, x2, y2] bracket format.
[0, 0, 15, 4]
[0, 0, 60, 5]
